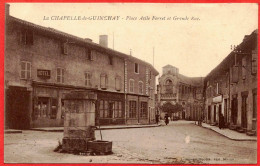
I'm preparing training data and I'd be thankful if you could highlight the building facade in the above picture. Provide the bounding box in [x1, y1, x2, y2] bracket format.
[157, 65, 204, 120]
[203, 30, 258, 135]
[4, 5, 158, 129]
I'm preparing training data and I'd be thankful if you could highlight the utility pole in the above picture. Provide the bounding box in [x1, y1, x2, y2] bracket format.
[153, 47, 155, 67]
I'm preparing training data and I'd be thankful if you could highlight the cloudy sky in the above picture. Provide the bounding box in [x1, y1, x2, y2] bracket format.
[8, 3, 258, 77]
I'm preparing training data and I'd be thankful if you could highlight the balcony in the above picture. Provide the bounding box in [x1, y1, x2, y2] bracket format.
[161, 93, 177, 100]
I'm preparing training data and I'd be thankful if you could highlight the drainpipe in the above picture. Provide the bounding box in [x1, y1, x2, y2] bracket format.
[124, 59, 127, 124]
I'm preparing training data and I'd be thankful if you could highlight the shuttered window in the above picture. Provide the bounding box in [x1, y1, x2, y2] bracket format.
[21, 61, 31, 79]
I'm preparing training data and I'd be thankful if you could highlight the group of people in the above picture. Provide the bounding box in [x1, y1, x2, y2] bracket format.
[155, 112, 225, 129]
[155, 113, 170, 125]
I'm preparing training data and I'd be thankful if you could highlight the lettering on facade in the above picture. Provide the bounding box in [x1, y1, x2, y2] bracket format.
[37, 69, 51, 79]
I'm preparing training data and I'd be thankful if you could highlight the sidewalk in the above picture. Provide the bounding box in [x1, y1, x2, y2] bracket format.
[30, 123, 161, 132]
[5, 129, 23, 134]
[196, 122, 257, 141]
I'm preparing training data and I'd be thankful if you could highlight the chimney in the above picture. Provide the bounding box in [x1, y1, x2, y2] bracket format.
[5, 3, 10, 17]
[84, 38, 92, 42]
[99, 35, 108, 47]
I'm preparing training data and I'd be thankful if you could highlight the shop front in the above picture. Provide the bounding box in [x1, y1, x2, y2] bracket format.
[96, 91, 125, 125]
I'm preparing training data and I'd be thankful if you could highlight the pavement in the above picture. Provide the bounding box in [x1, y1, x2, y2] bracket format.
[4, 129, 23, 134]
[4, 120, 257, 164]
[30, 123, 161, 132]
[195, 122, 257, 141]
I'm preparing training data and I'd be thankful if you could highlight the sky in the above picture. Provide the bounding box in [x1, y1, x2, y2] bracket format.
[8, 3, 258, 78]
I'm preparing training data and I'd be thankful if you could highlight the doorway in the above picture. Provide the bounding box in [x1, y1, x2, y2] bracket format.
[231, 97, 238, 125]
[241, 95, 248, 129]
[5, 86, 30, 129]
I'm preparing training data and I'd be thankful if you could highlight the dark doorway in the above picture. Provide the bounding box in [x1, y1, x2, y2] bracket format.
[213, 105, 216, 122]
[182, 111, 185, 119]
[5, 86, 30, 129]
[208, 106, 211, 122]
[241, 95, 248, 129]
[224, 99, 228, 124]
[231, 97, 238, 125]
[218, 104, 222, 123]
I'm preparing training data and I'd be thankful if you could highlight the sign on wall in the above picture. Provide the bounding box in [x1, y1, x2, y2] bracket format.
[37, 69, 51, 79]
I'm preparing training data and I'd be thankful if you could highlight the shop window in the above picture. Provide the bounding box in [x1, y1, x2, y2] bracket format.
[115, 76, 121, 91]
[100, 74, 108, 89]
[20, 29, 33, 45]
[129, 79, 134, 93]
[99, 100, 108, 118]
[138, 81, 143, 94]
[114, 101, 122, 118]
[20, 61, 31, 79]
[85, 72, 92, 87]
[140, 102, 148, 118]
[50, 98, 58, 119]
[129, 101, 137, 118]
[57, 68, 64, 83]
[135, 63, 139, 73]
[99, 100, 122, 118]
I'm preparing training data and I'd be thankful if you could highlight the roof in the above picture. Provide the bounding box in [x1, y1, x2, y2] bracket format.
[163, 64, 175, 68]
[7, 15, 159, 75]
[204, 29, 258, 81]
[178, 74, 204, 86]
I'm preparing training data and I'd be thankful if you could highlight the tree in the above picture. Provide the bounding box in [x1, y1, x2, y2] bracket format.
[161, 102, 183, 115]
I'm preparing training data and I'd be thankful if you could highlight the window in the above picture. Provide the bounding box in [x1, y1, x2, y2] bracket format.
[85, 48, 91, 60]
[138, 81, 143, 94]
[251, 50, 257, 75]
[21, 61, 31, 79]
[100, 74, 108, 89]
[114, 101, 122, 118]
[242, 56, 247, 80]
[62, 42, 68, 55]
[165, 79, 173, 94]
[99, 100, 123, 118]
[115, 76, 121, 91]
[90, 50, 95, 61]
[129, 101, 137, 118]
[109, 55, 113, 65]
[129, 79, 134, 93]
[135, 63, 139, 73]
[85, 72, 92, 87]
[99, 100, 108, 118]
[140, 102, 148, 118]
[57, 68, 64, 83]
[20, 30, 33, 45]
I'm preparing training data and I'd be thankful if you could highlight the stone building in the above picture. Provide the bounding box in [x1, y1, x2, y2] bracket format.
[4, 5, 158, 129]
[157, 65, 204, 120]
[203, 30, 257, 135]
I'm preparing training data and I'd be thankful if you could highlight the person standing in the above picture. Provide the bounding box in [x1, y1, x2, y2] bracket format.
[164, 113, 169, 125]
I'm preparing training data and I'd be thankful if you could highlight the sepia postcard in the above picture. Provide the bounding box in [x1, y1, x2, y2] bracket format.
[3, 3, 258, 165]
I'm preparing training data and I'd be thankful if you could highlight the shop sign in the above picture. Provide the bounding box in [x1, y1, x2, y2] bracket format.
[37, 69, 51, 79]
[213, 95, 222, 103]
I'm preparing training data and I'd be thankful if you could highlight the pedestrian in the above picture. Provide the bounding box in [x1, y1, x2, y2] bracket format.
[155, 114, 160, 125]
[219, 113, 224, 129]
[164, 113, 169, 125]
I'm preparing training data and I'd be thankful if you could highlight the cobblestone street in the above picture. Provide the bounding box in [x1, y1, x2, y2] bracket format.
[4, 121, 257, 164]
